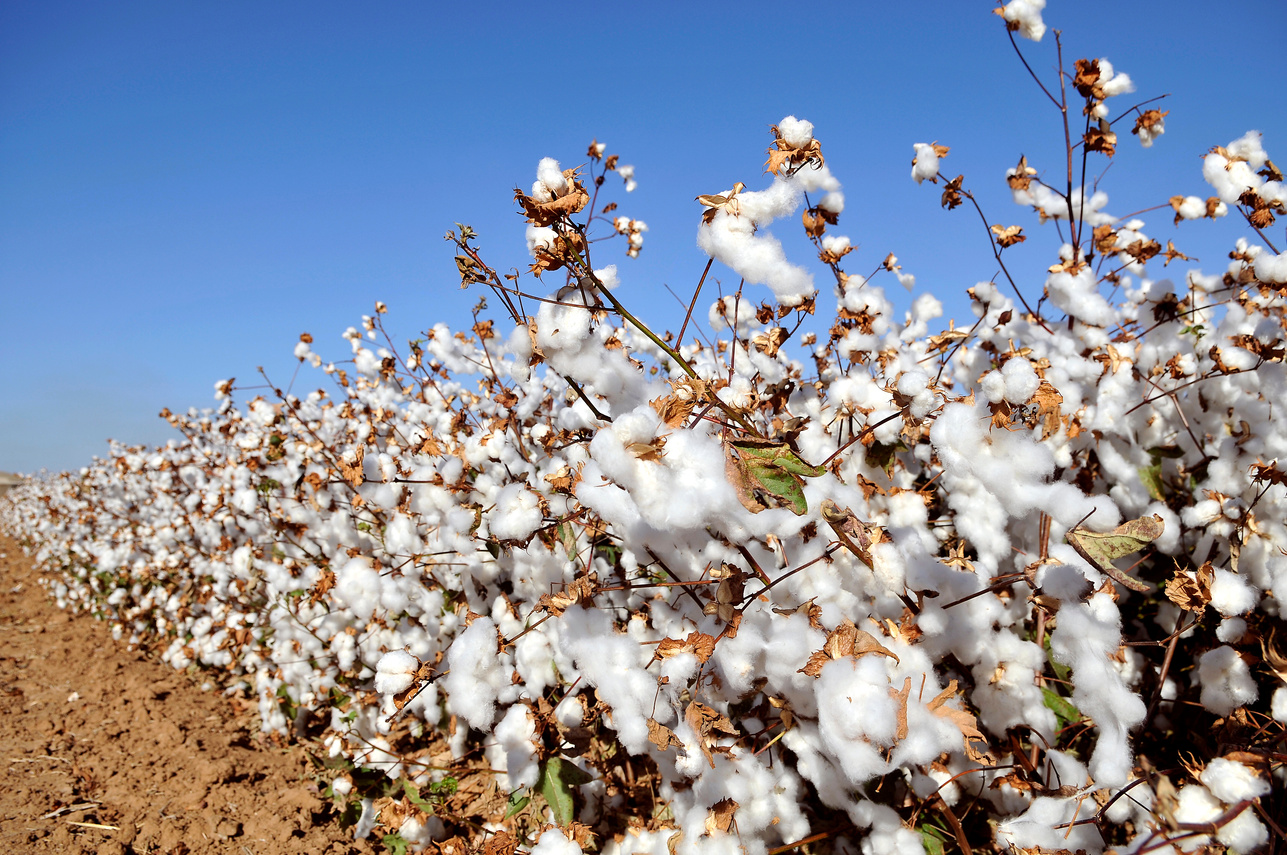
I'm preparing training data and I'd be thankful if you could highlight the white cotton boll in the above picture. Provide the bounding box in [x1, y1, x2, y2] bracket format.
[1097, 59, 1134, 97]
[819, 191, 845, 213]
[1272, 686, 1287, 723]
[1252, 249, 1287, 283]
[1001, 0, 1046, 41]
[822, 235, 850, 256]
[536, 157, 569, 196]
[1146, 502, 1181, 554]
[897, 370, 929, 398]
[495, 704, 540, 789]
[1196, 645, 1257, 717]
[911, 143, 940, 184]
[443, 618, 505, 730]
[777, 115, 814, 147]
[1173, 785, 1221, 845]
[529, 828, 583, 855]
[996, 797, 1101, 853]
[353, 797, 377, 840]
[617, 163, 635, 180]
[1046, 267, 1115, 326]
[979, 369, 1007, 404]
[1000, 358, 1040, 404]
[333, 557, 382, 622]
[293, 341, 311, 360]
[1216, 617, 1247, 643]
[896, 271, 915, 291]
[595, 264, 620, 291]
[817, 656, 896, 784]
[1218, 810, 1269, 854]
[1200, 757, 1271, 804]
[488, 483, 542, 542]
[332, 776, 353, 796]
[526, 225, 557, 255]
[1176, 196, 1205, 220]
[374, 650, 420, 696]
[1208, 570, 1258, 616]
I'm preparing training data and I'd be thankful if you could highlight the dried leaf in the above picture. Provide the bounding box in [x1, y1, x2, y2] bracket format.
[800, 619, 899, 677]
[339, 446, 365, 488]
[647, 718, 683, 751]
[927, 680, 993, 764]
[892, 677, 911, 741]
[941, 174, 964, 210]
[704, 798, 739, 835]
[1065, 514, 1164, 593]
[990, 224, 1026, 248]
[820, 499, 879, 568]
[653, 631, 717, 665]
[1164, 561, 1214, 611]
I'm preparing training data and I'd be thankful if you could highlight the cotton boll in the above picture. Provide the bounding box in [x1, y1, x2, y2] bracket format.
[1000, 0, 1046, 41]
[1253, 249, 1287, 283]
[536, 157, 569, 197]
[374, 649, 420, 696]
[1274, 686, 1287, 723]
[911, 143, 940, 185]
[1046, 267, 1115, 327]
[1208, 570, 1258, 616]
[1000, 358, 1040, 404]
[1195, 645, 1257, 717]
[494, 704, 540, 789]
[488, 483, 542, 542]
[816, 656, 897, 785]
[996, 797, 1102, 853]
[530, 828, 584, 855]
[442, 618, 506, 730]
[777, 116, 814, 147]
[1216, 617, 1247, 644]
[1217, 810, 1269, 854]
[333, 557, 382, 622]
[1200, 757, 1271, 804]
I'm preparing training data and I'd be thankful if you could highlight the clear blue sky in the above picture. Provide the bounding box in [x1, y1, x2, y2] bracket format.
[2, 1, 1283, 473]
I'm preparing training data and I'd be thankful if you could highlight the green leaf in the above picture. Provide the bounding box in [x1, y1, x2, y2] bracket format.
[1041, 687, 1082, 728]
[503, 788, 531, 820]
[918, 826, 947, 855]
[401, 779, 435, 813]
[1138, 462, 1165, 502]
[537, 757, 594, 826]
[727, 439, 824, 516]
[382, 832, 411, 855]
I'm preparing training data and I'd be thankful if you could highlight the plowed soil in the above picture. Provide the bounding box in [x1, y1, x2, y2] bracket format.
[0, 535, 377, 855]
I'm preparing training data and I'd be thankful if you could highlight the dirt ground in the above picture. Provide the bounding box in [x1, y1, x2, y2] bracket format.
[0, 535, 379, 855]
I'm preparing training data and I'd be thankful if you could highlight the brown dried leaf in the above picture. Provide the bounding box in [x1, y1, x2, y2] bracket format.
[1007, 155, 1038, 192]
[927, 680, 993, 764]
[704, 798, 739, 835]
[339, 446, 365, 488]
[990, 224, 1026, 248]
[647, 718, 683, 751]
[820, 499, 878, 568]
[891, 677, 911, 742]
[941, 174, 964, 210]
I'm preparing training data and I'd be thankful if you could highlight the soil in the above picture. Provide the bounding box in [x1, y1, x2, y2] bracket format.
[0, 535, 378, 855]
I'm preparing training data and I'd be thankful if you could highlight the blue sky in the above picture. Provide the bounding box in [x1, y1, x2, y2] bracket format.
[2, 1, 1284, 473]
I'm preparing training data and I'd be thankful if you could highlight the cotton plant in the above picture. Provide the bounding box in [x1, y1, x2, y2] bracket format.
[4, 7, 1287, 855]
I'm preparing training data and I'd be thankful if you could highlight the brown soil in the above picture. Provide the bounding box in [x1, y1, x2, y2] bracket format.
[0, 535, 378, 855]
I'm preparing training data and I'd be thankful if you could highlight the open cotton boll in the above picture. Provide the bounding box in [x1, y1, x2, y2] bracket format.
[1095, 59, 1134, 97]
[494, 704, 540, 789]
[910, 143, 940, 185]
[1049, 593, 1145, 787]
[1000, 358, 1040, 404]
[442, 618, 506, 730]
[487, 483, 542, 542]
[1195, 645, 1258, 717]
[1208, 570, 1258, 616]
[373, 650, 420, 696]
[1217, 809, 1269, 855]
[1200, 757, 1270, 804]
[536, 157, 569, 197]
[995, 797, 1102, 853]
[816, 656, 897, 785]
[529, 827, 584, 855]
[333, 557, 382, 622]
[1000, 0, 1046, 41]
[1046, 267, 1115, 327]
[777, 115, 814, 147]
[1253, 249, 1287, 283]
